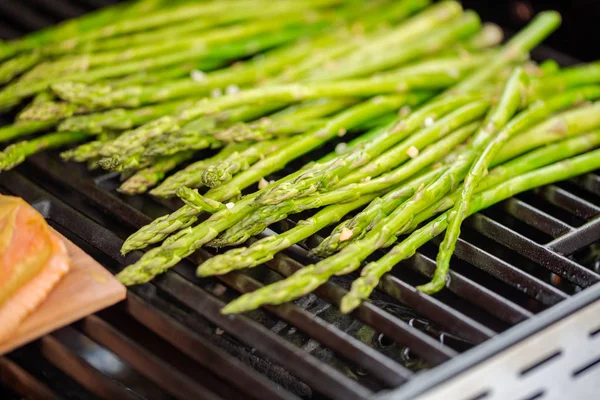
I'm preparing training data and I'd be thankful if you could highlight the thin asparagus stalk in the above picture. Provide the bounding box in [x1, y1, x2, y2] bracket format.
[310, 121, 480, 257]
[341, 144, 600, 312]
[215, 119, 327, 142]
[118, 151, 195, 195]
[0, 131, 88, 171]
[214, 98, 356, 142]
[424, 67, 528, 294]
[531, 61, 600, 96]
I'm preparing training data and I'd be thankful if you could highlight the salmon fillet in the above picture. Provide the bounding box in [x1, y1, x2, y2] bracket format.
[0, 196, 70, 343]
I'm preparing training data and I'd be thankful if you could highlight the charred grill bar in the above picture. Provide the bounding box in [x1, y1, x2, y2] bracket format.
[1, 1, 600, 399]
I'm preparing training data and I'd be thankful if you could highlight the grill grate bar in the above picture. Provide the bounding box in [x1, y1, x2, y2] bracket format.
[468, 214, 600, 288]
[547, 217, 600, 256]
[536, 186, 600, 220]
[502, 198, 574, 238]
[123, 293, 295, 400]
[450, 237, 569, 305]
[80, 315, 225, 400]
[40, 329, 153, 400]
[213, 267, 414, 388]
[379, 275, 496, 344]
[0, 357, 59, 400]
[406, 254, 533, 325]
[571, 173, 600, 197]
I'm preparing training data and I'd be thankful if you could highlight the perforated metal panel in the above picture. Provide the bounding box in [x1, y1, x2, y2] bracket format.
[416, 300, 600, 400]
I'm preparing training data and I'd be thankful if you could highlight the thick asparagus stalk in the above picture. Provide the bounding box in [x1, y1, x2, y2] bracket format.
[423, 67, 528, 294]
[0, 131, 88, 171]
[341, 143, 600, 312]
[118, 151, 195, 195]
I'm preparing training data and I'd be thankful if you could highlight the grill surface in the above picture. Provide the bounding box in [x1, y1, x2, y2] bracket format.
[1, 1, 600, 400]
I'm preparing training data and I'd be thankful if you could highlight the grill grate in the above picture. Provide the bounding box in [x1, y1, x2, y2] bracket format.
[1, 1, 600, 399]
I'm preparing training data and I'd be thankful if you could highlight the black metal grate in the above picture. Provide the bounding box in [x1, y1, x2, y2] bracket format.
[1, 2, 600, 399]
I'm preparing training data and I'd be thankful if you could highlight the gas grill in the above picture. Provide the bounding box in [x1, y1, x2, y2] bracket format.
[1, 1, 600, 399]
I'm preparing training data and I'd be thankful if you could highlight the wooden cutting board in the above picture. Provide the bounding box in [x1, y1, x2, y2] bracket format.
[0, 231, 126, 355]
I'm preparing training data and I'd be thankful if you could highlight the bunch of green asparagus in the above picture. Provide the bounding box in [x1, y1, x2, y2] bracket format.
[1, 0, 599, 315]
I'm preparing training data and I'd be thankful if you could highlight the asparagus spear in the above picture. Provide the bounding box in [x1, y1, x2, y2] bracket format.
[421, 67, 528, 294]
[341, 143, 600, 312]
[0, 51, 41, 85]
[60, 132, 120, 163]
[202, 138, 291, 188]
[0, 131, 88, 171]
[118, 151, 195, 195]
[150, 143, 250, 197]
[175, 187, 225, 213]
[214, 98, 356, 142]
[0, 120, 56, 143]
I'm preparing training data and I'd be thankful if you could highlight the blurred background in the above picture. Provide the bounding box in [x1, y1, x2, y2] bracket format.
[0, 0, 598, 59]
